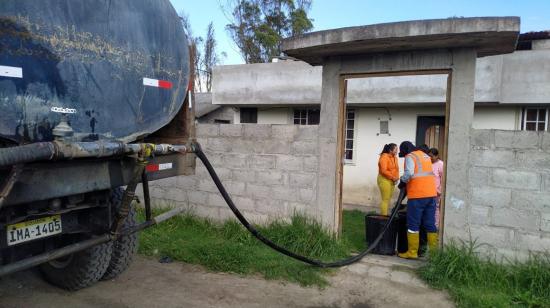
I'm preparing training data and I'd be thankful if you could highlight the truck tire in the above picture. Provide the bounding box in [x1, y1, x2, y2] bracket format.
[40, 241, 113, 291]
[102, 188, 139, 280]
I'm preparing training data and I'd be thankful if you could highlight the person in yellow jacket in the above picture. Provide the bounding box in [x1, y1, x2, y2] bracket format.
[397, 141, 438, 259]
[377, 143, 399, 216]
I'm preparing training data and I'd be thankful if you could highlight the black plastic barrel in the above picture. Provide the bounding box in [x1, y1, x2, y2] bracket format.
[365, 214, 398, 255]
[397, 210, 428, 255]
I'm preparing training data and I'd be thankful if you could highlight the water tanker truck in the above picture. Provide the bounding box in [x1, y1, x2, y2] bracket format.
[0, 0, 195, 290]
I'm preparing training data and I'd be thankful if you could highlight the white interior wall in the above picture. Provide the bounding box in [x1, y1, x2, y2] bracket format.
[473, 106, 519, 130]
[257, 107, 291, 124]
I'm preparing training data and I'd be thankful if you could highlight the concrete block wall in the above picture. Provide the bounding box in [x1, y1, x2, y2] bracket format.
[458, 129, 550, 260]
[145, 123, 321, 224]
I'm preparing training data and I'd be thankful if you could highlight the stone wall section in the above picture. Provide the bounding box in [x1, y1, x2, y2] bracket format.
[458, 129, 550, 260]
[145, 124, 321, 224]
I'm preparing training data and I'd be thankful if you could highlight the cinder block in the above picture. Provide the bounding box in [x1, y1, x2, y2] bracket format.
[270, 186, 298, 202]
[511, 191, 550, 212]
[254, 198, 288, 215]
[230, 139, 260, 154]
[495, 130, 540, 150]
[191, 205, 220, 220]
[491, 208, 540, 231]
[271, 125, 296, 140]
[207, 192, 227, 207]
[542, 133, 550, 152]
[471, 129, 494, 149]
[188, 190, 209, 205]
[196, 124, 219, 137]
[469, 205, 491, 225]
[514, 231, 550, 252]
[256, 170, 287, 186]
[276, 155, 303, 171]
[491, 169, 540, 190]
[222, 153, 248, 169]
[223, 181, 246, 196]
[298, 188, 316, 203]
[515, 151, 550, 171]
[194, 166, 231, 181]
[243, 124, 271, 139]
[292, 141, 319, 155]
[262, 140, 291, 154]
[541, 213, 550, 232]
[232, 196, 256, 211]
[197, 179, 219, 193]
[246, 183, 272, 199]
[219, 124, 243, 137]
[232, 169, 256, 183]
[207, 138, 233, 152]
[471, 186, 511, 207]
[303, 156, 319, 172]
[469, 167, 490, 186]
[469, 225, 514, 249]
[201, 151, 224, 165]
[295, 126, 318, 141]
[175, 175, 198, 190]
[471, 149, 515, 168]
[162, 187, 188, 202]
[250, 155, 276, 169]
[289, 172, 317, 188]
[543, 173, 550, 192]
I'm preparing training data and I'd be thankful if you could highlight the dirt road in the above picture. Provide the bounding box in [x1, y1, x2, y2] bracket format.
[0, 255, 453, 308]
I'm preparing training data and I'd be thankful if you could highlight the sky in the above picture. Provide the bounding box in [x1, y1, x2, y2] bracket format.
[169, 0, 550, 65]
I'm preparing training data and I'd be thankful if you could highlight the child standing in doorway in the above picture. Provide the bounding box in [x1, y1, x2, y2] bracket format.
[428, 148, 444, 228]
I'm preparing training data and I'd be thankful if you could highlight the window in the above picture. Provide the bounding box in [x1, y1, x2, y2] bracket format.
[522, 108, 548, 131]
[240, 108, 257, 123]
[293, 108, 320, 125]
[214, 119, 230, 124]
[344, 109, 355, 163]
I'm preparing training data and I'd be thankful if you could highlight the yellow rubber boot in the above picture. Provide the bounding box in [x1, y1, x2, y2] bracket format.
[398, 232, 419, 259]
[380, 202, 388, 216]
[427, 232, 439, 252]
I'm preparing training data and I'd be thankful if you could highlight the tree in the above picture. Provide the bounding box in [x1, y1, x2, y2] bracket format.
[180, 11, 203, 91]
[202, 22, 226, 92]
[225, 0, 313, 63]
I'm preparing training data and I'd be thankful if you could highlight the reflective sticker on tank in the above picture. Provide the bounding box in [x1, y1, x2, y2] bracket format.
[0, 65, 23, 78]
[143, 77, 173, 89]
[51, 107, 77, 113]
[146, 163, 173, 172]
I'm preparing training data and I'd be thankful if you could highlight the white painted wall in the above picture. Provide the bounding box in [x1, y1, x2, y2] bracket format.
[473, 106, 519, 130]
[257, 108, 290, 124]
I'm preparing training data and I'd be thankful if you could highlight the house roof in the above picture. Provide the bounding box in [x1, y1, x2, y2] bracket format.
[282, 17, 520, 65]
[194, 93, 219, 118]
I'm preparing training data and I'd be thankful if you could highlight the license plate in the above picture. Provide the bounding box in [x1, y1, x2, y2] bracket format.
[6, 215, 62, 246]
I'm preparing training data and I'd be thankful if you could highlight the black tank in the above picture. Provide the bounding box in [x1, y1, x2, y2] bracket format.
[0, 0, 190, 143]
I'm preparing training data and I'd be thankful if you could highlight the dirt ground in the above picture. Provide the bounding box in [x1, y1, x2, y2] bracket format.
[0, 255, 454, 308]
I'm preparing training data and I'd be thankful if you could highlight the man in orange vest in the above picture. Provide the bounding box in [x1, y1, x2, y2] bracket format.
[397, 141, 438, 259]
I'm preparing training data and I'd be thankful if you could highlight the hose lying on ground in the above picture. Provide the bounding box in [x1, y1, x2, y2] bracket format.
[192, 142, 405, 268]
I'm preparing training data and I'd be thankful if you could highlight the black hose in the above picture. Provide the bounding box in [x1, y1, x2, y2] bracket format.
[192, 142, 405, 268]
[0, 142, 56, 168]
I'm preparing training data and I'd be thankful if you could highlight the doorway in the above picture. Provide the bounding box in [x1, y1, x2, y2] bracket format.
[338, 72, 450, 245]
[416, 116, 446, 157]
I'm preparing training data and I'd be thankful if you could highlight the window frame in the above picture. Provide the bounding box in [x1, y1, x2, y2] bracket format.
[522, 107, 548, 131]
[293, 108, 320, 125]
[344, 109, 356, 165]
[240, 107, 258, 124]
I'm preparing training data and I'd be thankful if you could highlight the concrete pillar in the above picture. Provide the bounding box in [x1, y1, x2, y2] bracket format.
[443, 48, 477, 242]
[317, 57, 342, 231]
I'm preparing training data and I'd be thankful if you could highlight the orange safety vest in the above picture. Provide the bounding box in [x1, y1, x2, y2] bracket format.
[405, 150, 437, 199]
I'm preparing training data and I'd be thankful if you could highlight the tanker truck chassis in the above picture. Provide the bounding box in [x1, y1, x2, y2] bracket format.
[0, 0, 195, 290]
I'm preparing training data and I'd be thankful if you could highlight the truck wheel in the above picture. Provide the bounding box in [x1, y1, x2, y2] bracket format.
[40, 241, 113, 291]
[102, 188, 139, 280]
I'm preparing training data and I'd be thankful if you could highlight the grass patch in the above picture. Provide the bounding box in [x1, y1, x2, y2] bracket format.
[419, 241, 550, 307]
[341, 209, 367, 252]
[138, 208, 366, 287]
